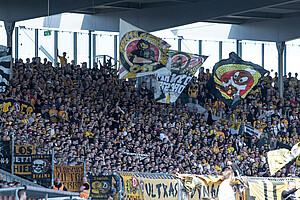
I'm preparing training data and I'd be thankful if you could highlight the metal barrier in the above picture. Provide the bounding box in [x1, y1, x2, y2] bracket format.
[0, 186, 83, 200]
[0, 168, 42, 188]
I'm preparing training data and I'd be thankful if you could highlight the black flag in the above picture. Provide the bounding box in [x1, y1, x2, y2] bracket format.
[0, 45, 11, 93]
[208, 52, 268, 108]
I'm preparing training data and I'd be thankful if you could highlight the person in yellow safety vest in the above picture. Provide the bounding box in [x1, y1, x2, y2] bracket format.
[79, 176, 91, 199]
[52, 178, 68, 191]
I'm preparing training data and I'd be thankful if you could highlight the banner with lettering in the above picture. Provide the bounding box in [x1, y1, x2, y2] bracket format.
[154, 50, 207, 103]
[119, 19, 171, 79]
[140, 177, 179, 200]
[0, 141, 10, 170]
[90, 175, 113, 200]
[31, 155, 52, 179]
[14, 145, 34, 175]
[119, 172, 143, 200]
[243, 177, 300, 200]
[0, 99, 34, 115]
[54, 165, 85, 192]
[0, 45, 11, 93]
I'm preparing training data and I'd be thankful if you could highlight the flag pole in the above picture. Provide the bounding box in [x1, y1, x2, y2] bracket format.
[51, 148, 54, 187]
[11, 131, 14, 175]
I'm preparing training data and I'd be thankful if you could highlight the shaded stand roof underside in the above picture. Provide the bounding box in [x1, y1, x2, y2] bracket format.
[2, 0, 300, 41]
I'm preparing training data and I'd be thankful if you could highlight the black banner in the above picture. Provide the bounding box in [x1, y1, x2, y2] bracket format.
[0, 99, 34, 115]
[90, 175, 113, 200]
[31, 154, 52, 179]
[0, 45, 11, 93]
[208, 52, 268, 108]
[0, 141, 11, 170]
[14, 145, 34, 175]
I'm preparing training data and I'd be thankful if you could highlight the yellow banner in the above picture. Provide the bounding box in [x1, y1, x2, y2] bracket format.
[244, 177, 300, 199]
[140, 177, 178, 200]
[54, 165, 84, 192]
[119, 172, 143, 200]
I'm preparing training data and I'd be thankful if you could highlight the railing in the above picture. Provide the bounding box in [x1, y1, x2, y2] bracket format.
[0, 186, 83, 200]
[0, 168, 42, 188]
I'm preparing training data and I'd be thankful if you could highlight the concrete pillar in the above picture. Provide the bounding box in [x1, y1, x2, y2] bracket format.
[276, 41, 285, 98]
[4, 21, 14, 48]
[219, 41, 222, 60]
[4, 21, 14, 80]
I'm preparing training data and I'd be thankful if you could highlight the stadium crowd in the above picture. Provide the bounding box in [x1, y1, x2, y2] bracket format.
[0, 56, 299, 180]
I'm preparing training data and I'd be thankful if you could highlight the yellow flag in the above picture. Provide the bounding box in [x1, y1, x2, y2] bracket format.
[267, 142, 300, 175]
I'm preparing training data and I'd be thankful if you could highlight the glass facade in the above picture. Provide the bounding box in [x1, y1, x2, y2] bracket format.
[0, 26, 298, 75]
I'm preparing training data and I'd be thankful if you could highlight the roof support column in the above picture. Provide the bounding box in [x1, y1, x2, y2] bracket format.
[15, 27, 18, 61]
[178, 36, 182, 51]
[92, 33, 96, 68]
[4, 21, 14, 80]
[261, 43, 264, 68]
[54, 30, 58, 67]
[219, 41, 222, 61]
[276, 41, 285, 98]
[236, 40, 242, 57]
[284, 43, 287, 76]
[88, 30, 92, 69]
[198, 40, 202, 55]
[73, 32, 77, 65]
[114, 35, 118, 67]
[35, 29, 39, 58]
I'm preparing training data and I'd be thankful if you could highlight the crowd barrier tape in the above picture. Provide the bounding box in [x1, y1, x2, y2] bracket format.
[115, 172, 300, 200]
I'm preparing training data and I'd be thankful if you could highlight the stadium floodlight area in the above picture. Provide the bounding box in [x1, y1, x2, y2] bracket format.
[0, 186, 83, 200]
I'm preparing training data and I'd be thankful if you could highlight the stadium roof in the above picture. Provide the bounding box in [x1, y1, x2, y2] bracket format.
[0, 0, 300, 28]
[2, 0, 300, 41]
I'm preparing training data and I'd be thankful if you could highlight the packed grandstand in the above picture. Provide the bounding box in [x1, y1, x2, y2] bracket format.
[0, 55, 298, 186]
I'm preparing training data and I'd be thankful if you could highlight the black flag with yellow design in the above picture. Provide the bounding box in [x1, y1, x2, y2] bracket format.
[208, 52, 268, 108]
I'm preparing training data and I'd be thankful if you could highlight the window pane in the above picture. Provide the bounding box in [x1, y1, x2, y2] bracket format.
[222, 40, 236, 59]
[38, 29, 54, 63]
[19, 28, 35, 60]
[96, 34, 114, 58]
[202, 40, 219, 71]
[0, 23, 7, 46]
[162, 38, 178, 50]
[77, 32, 89, 65]
[182, 39, 198, 54]
[242, 41, 262, 66]
[58, 31, 73, 62]
[264, 42, 277, 75]
[286, 44, 300, 75]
